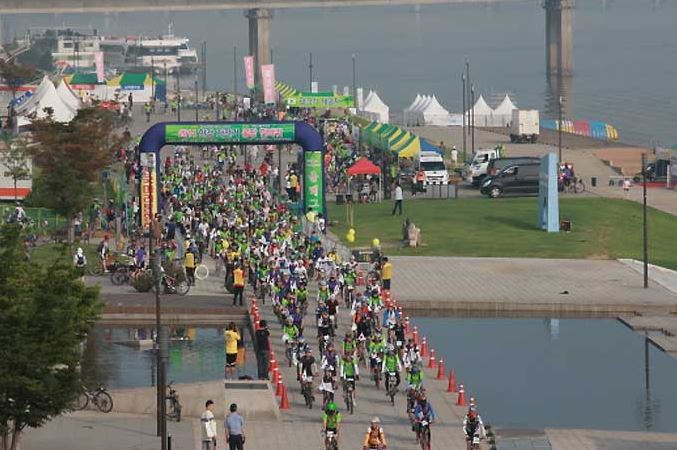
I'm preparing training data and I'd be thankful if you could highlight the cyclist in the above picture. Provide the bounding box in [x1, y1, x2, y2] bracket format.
[406, 365, 424, 391]
[381, 345, 402, 393]
[362, 417, 387, 450]
[339, 353, 359, 406]
[322, 401, 343, 446]
[342, 332, 356, 358]
[368, 333, 385, 384]
[282, 317, 300, 344]
[319, 367, 337, 408]
[317, 280, 331, 303]
[463, 406, 486, 450]
[298, 347, 317, 399]
[413, 394, 437, 441]
[321, 342, 339, 377]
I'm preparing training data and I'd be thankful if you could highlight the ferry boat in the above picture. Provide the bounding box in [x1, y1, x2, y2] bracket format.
[121, 24, 199, 75]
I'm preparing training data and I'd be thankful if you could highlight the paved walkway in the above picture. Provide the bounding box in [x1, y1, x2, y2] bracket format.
[389, 256, 677, 315]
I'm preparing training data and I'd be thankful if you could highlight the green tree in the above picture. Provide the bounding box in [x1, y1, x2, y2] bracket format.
[28, 107, 125, 241]
[0, 136, 32, 201]
[0, 61, 38, 101]
[0, 224, 101, 450]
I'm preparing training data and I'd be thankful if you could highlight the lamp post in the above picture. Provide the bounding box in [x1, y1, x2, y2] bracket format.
[151, 57, 155, 101]
[215, 91, 220, 121]
[352, 53, 357, 107]
[462, 72, 466, 164]
[465, 58, 470, 137]
[233, 45, 237, 94]
[309, 52, 314, 91]
[163, 62, 168, 110]
[176, 71, 181, 122]
[642, 152, 649, 288]
[558, 94, 563, 163]
[470, 83, 475, 155]
[194, 75, 199, 121]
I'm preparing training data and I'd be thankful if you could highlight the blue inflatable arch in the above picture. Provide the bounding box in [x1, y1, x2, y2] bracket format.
[138, 121, 326, 216]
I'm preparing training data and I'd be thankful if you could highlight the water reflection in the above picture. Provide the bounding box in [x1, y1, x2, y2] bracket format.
[81, 325, 255, 389]
[544, 74, 574, 120]
[637, 332, 661, 430]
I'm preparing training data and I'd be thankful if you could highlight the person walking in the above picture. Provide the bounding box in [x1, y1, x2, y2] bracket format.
[225, 403, 245, 450]
[255, 320, 271, 380]
[391, 183, 403, 216]
[381, 257, 393, 292]
[225, 322, 241, 379]
[232, 263, 245, 306]
[185, 249, 197, 286]
[201, 400, 217, 450]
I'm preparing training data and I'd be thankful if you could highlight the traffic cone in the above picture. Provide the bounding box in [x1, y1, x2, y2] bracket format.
[405, 317, 410, 334]
[276, 372, 284, 396]
[420, 338, 428, 357]
[251, 297, 258, 307]
[269, 358, 276, 374]
[255, 320, 260, 331]
[250, 305, 257, 316]
[436, 359, 446, 380]
[447, 369, 457, 393]
[457, 384, 467, 406]
[279, 383, 290, 410]
[412, 327, 419, 345]
[428, 349, 436, 369]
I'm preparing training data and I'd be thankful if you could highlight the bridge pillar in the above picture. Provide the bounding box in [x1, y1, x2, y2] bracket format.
[544, 0, 574, 76]
[245, 8, 272, 94]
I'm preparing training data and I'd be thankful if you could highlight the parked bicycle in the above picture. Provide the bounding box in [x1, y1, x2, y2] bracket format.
[166, 381, 182, 422]
[75, 385, 113, 413]
[152, 274, 190, 296]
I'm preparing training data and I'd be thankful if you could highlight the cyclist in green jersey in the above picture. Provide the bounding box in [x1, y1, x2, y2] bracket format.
[322, 401, 342, 445]
[381, 345, 402, 392]
[342, 333, 356, 357]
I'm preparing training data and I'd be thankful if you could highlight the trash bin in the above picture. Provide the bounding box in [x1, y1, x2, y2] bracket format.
[591, 176, 597, 187]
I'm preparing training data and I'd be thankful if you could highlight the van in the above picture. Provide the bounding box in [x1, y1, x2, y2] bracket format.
[468, 146, 502, 186]
[416, 151, 449, 185]
[486, 157, 541, 177]
[480, 163, 541, 198]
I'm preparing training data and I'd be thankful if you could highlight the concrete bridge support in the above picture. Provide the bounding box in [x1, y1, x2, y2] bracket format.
[245, 8, 272, 91]
[544, 0, 574, 76]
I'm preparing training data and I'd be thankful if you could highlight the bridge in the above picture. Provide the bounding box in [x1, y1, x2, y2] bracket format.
[0, 0, 574, 86]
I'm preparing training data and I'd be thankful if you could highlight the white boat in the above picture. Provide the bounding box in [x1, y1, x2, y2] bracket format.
[122, 24, 199, 75]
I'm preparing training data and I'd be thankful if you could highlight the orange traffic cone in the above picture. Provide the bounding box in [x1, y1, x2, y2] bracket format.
[405, 317, 411, 334]
[428, 349, 436, 369]
[412, 327, 419, 345]
[436, 359, 446, 380]
[251, 297, 258, 306]
[279, 383, 290, 410]
[457, 384, 467, 406]
[420, 338, 428, 357]
[447, 369, 457, 393]
[250, 305, 257, 316]
[276, 372, 284, 396]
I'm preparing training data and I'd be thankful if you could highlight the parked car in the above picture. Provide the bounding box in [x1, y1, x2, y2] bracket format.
[486, 157, 541, 178]
[480, 163, 541, 198]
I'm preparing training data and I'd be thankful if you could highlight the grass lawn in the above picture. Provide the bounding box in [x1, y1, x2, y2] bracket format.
[30, 243, 99, 268]
[328, 197, 677, 269]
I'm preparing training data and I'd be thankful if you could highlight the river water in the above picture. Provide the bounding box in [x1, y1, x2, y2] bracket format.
[11, 1, 677, 143]
[413, 317, 677, 433]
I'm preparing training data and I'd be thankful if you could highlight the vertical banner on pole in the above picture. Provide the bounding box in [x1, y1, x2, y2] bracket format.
[244, 56, 255, 90]
[94, 51, 105, 83]
[140, 153, 158, 231]
[304, 151, 324, 215]
[261, 64, 276, 105]
[538, 152, 559, 232]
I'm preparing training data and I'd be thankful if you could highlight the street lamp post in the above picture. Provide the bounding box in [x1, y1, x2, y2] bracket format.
[465, 58, 470, 137]
[558, 95, 563, 163]
[176, 71, 181, 122]
[352, 53, 357, 107]
[163, 62, 168, 110]
[642, 152, 649, 288]
[309, 52, 314, 91]
[233, 45, 237, 94]
[462, 72, 466, 164]
[470, 83, 475, 155]
[194, 76, 199, 121]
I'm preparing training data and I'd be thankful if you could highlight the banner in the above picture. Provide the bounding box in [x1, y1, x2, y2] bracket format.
[165, 123, 295, 144]
[304, 151, 324, 214]
[285, 92, 354, 109]
[261, 64, 276, 104]
[140, 153, 158, 231]
[244, 56, 255, 90]
[94, 51, 104, 83]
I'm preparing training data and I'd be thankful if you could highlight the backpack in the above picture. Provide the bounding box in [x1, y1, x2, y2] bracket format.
[76, 255, 85, 267]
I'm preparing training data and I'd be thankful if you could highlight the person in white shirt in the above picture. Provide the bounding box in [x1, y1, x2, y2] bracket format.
[392, 183, 403, 216]
[201, 399, 217, 450]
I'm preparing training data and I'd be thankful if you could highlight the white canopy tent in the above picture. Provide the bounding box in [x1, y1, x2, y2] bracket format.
[15, 76, 77, 128]
[361, 90, 389, 124]
[419, 95, 453, 126]
[410, 95, 432, 127]
[56, 79, 83, 111]
[466, 95, 495, 127]
[492, 94, 517, 127]
[403, 94, 422, 126]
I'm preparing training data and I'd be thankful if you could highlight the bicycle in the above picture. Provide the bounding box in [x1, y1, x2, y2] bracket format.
[166, 381, 182, 422]
[385, 372, 398, 406]
[343, 378, 355, 415]
[418, 420, 432, 450]
[323, 429, 338, 450]
[301, 374, 314, 409]
[152, 274, 190, 296]
[194, 263, 210, 280]
[562, 177, 586, 194]
[75, 385, 113, 413]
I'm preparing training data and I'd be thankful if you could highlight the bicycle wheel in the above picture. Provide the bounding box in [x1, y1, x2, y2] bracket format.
[175, 281, 190, 296]
[75, 390, 89, 410]
[194, 264, 209, 281]
[111, 269, 127, 286]
[94, 391, 113, 413]
[576, 181, 586, 193]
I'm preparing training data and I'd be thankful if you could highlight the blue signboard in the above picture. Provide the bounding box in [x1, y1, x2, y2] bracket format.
[538, 153, 560, 232]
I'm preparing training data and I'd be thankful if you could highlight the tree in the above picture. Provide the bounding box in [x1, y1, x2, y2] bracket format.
[0, 136, 31, 201]
[0, 61, 38, 101]
[28, 107, 125, 241]
[0, 224, 101, 450]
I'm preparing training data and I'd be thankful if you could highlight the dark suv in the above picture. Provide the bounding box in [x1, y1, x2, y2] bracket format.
[480, 163, 541, 198]
[486, 157, 541, 178]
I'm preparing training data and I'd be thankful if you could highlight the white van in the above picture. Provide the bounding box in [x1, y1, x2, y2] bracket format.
[416, 151, 449, 185]
[467, 146, 503, 186]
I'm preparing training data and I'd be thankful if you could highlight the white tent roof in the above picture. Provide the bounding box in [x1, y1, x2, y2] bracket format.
[362, 90, 389, 124]
[363, 90, 375, 107]
[421, 95, 450, 115]
[404, 94, 422, 113]
[420, 95, 453, 126]
[56, 79, 82, 111]
[15, 76, 76, 124]
[493, 94, 517, 116]
[468, 94, 494, 116]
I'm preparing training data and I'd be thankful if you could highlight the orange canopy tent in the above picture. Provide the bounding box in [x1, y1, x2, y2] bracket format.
[347, 157, 382, 202]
